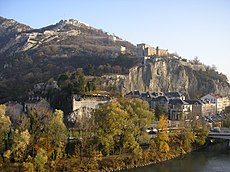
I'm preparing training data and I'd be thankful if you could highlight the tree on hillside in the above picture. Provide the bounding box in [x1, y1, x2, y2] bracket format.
[50, 69, 92, 114]
[192, 56, 200, 64]
[70, 69, 86, 93]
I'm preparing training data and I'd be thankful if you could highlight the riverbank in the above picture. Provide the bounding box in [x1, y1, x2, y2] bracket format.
[98, 139, 216, 172]
[121, 140, 230, 172]
[0, 140, 211, 172]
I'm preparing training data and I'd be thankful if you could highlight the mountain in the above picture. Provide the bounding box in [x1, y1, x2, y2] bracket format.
[0, 16, 229, 102]
[0, 17, 135, 57]
[0, 16, 137, 102]
[0, 16, 32, 51]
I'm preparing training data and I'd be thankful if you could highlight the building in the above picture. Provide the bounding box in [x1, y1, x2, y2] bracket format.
[126, 90, 142, 98]
[222, 96, 230, 112]
[168, 99, 192, 121]
[156, 46, 168, 57]
[140, 92, 152, 102]
[5, 101, 23, 121]
[185, 100, 203, 118]
[144, 46, 157, 56]
[201, 100, 216, 116]
[165, 92, 186, 100]
[150, 95, 169, 110]
[136, 43, 168, 58]
[24, 98, 50, 113]
[120, 46, 126, 54]
[136, 43, 152, 58]
[69, 93, 111, 125]
[201, 94, 230, 114]
[72, 93, 111, 112]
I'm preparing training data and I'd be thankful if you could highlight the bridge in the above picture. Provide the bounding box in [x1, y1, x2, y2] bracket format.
[208, 128, 230, 140]
[208, 132, 230, 140]
[208, 128, 230, 149]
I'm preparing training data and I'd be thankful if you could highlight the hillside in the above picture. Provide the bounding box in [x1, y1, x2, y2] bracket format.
[0, 16, 229, 102]
[0, 16, 137, 102]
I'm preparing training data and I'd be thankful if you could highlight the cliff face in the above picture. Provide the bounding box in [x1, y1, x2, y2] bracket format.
[123, 59, 230, 98]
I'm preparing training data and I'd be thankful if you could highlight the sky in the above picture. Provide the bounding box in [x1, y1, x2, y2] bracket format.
[1, 0, 230, 80]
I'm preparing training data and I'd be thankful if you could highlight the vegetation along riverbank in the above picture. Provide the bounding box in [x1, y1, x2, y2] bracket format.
[0, 98, 210, 172]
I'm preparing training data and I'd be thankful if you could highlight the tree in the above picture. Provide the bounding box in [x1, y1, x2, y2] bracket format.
[211, 64, 217, 71]
[193, 56, 200, 64]
[154, 103, 168, 120]
[191, 119, 209, 145]
[45, 110, 67, 160]
[7, 129, 31, 162]
[120, 98, 154, 143]
[94, 98, 154, 156]
[94, 100, 129, 155]
[0, 105, 11, 160]
[26, 108, 67, 162]
[70, 69, 86, 93]
[34, 148, 48, 172]
[155, 115, 170, 154]
[179, 127, 194, 152]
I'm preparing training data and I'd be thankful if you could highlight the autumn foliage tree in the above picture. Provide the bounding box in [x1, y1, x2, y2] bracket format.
[93, 98, 154, 156]
[155, 115, 170, 154]
[29, 109, 67, 161]
[0, 106, 67, 170]
[0, 105, 11, 164]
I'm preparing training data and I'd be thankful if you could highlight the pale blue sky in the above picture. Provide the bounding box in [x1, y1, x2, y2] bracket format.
[1, 0, 230, 80]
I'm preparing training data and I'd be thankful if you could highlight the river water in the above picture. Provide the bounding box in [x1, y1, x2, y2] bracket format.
[122, 141, 230, 172]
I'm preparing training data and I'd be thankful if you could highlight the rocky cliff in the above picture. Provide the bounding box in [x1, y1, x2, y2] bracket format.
[122, 58, 230, 98]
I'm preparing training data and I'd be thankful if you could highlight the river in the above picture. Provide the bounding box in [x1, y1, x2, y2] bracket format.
[122, 141, 230, 172]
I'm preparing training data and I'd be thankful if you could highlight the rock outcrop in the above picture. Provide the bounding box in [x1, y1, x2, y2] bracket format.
[0, 16, 32, 36]
[122, 58, 230, 98]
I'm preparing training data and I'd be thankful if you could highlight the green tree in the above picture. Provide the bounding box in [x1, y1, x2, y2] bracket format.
[94, 98, 153, 156]
[27, 108, 67, 161]
[179, 127, 195, 152]
[45, 110, 67, 160]
[70, 69, 86, 93]
[7, 129, 31, 162]
[94, 100, 129, 155]
[120, 98, 154, 144]
[192, 119, 209, 145]
[0, 105, 11, 161]
[34, 148, 48, 172]
[154, 103, 168, 120]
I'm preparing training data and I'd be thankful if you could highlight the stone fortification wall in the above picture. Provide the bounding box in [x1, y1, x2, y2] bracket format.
[72, 97, 110, 111]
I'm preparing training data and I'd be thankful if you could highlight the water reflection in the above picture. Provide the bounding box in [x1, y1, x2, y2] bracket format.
[123, 142, 230, 172]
